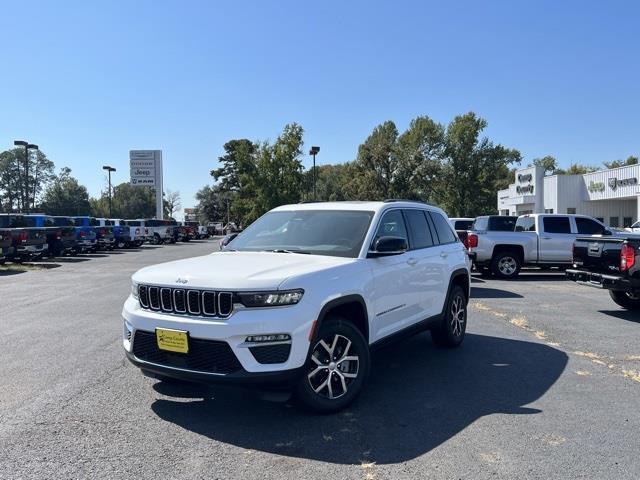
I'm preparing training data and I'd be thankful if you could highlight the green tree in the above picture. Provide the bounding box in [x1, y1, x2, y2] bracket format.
[565, 163, 597, 174]
[0, 148, 54, 212]
[195, 184, 228, 224]
[531, 155, 559, 175]
[395, 116, 446, 201]
[91, 183, 156, 219]
[39, 167, 91, 215]
[440, 112, 521, 217]
[604, 155, 638, 169]
[353, 121, 399, 199]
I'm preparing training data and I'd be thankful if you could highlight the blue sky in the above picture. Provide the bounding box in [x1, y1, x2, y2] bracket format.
[1, 0, 639, 216]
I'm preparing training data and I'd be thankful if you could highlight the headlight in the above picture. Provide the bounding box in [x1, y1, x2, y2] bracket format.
[131, 281, 139, 299]
[238, 289, 304, 307]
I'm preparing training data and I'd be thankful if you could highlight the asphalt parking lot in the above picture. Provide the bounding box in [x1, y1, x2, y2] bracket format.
[1, 241, 639, 480]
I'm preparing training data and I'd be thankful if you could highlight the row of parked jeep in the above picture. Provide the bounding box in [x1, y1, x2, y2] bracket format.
[0, 214, 212, 264]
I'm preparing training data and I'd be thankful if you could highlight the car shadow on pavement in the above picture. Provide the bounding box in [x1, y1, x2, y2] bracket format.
[151, 333, 567, 465]
[471, 286, 523, 299]
[599, 310, 640, 323]
[511, 273, 567, 282]
[0, 268, 27, 276]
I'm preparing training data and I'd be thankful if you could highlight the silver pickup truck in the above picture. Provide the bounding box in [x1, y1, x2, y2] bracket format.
[468, 214, 618, 279]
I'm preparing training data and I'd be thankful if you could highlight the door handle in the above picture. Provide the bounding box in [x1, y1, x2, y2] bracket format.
[542, 237, 552, 240]
[440, 252, 449, 258]
[407, 258, 418, 266]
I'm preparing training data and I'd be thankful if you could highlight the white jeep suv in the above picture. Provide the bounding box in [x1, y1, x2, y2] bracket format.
[123, 201, 470, 412]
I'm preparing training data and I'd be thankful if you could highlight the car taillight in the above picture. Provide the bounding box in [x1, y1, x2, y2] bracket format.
[621, 244, 636, 272]
[17, 231, 28, 243]
[467, 233, 478, 249]
[79, 230, 86, 238]
[572, 242, 577, 263]
[56, 229, 62, 240]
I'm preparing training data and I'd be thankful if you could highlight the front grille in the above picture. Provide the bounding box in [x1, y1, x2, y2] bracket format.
[137, 284, 234, 318]
[132, 330, 243, 375]
[249, 344, 292, 364]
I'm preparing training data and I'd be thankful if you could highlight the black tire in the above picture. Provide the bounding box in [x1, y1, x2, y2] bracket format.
[294, 317, 369, 413]
[491, 251, 522, 279]
[609, 290, 640, 310]
[431, 284, 467, 348]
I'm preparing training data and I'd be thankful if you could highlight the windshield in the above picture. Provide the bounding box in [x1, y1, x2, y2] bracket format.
[632, 221, 640, 228]
[228, 210, 374, 258]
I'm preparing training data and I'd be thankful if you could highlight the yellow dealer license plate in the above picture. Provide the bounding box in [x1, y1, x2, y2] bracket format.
[156, 328, 189, 354]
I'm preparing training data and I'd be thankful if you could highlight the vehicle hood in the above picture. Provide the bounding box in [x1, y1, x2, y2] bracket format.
[132, 251, 356, 290]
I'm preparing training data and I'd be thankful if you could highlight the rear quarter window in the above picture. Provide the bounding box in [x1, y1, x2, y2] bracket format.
[488, 217, 517, 231]
[428, 212, 457, 244]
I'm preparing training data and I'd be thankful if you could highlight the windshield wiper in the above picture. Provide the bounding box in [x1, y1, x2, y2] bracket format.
[263, 249, 311, 254]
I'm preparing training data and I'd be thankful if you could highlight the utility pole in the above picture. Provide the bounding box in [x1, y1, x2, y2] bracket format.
[102, 166, 116, 217]
[14, 140, 38, 213]
[309, 146, 320, 201]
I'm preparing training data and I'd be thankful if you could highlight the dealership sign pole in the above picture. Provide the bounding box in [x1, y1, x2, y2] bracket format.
[129, 150, 163, 219]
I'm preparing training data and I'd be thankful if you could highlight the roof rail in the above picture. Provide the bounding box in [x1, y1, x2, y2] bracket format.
[383, 199, 429, 205]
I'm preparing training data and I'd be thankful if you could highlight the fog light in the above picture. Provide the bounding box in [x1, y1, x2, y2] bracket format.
[246, 334, 291, 343]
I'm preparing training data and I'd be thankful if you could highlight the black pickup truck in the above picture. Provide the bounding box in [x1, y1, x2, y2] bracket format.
[567, 235, 640, 310]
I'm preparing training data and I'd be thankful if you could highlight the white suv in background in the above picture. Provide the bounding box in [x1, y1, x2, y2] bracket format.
[122, 201, 470, 412]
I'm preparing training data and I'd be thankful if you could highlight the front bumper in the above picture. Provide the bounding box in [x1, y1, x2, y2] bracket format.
[566, 269, 637, 292]
[122, 296, 313, 382]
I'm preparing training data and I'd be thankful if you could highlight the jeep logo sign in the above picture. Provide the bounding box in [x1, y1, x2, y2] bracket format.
[516, 185, 534, 194]
[517, 173, 533, 183]
[608, 177, 638, 190]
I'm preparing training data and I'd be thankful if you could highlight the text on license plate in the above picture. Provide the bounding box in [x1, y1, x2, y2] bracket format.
[156, 328, 189, 353]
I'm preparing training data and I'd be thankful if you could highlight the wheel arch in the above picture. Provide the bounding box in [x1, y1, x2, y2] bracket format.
[492, 244, 524, 261]
[314, 295, 370, 344]
[440, 268, 471, 318]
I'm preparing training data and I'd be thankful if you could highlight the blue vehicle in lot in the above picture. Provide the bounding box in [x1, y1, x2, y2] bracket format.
[73, 216, 115, 251]
[51, 216, 97, 254]
[58, 216, 98, 253]
[96, 218, 134, 249]
[25, 214, 77, 257]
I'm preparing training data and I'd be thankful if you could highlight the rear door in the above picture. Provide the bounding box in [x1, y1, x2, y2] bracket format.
[539, 216, 574, 262]
[427, 211, 460, 314]
[403, 209, 442, 321]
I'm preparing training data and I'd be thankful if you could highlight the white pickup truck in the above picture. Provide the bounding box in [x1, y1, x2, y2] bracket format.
[468, 214, 617, 279]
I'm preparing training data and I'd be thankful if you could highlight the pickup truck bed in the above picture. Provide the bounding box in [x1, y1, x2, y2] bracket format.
[567, 236, 640, 310]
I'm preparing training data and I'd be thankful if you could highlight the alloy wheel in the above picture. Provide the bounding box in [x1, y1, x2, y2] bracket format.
[498, 256, 517, 276]
[450, 294, 466, 337]
[307, 334, 359, 400]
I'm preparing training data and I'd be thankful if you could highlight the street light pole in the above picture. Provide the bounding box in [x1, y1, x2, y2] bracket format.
[102, 166, 116, 217]
[14, 140, 38, 213]
[309, 146, 320, 201]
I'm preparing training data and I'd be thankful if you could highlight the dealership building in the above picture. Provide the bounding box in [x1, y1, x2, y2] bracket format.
[497, 164, 640, 228]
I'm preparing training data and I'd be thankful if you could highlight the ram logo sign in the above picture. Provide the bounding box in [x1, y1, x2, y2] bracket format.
[608, 177, 638, 191]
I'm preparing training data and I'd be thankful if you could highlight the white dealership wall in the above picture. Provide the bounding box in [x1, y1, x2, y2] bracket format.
[497, 164, 640, 227]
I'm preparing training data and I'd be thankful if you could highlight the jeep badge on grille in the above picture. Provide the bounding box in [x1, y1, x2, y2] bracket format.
[176, 277, 188, 284]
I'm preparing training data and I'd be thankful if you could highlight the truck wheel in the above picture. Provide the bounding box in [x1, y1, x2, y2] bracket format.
[491, 251, 521, 279]
[431, 284, 467, 348]
[609, 290, 640, 310]
[294, 317, 369, 413]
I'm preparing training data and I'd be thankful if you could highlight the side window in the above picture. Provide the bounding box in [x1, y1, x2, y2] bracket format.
[575, 217, 606, 235]
[515, 217, 536, 232]
[543, 216, 571, 234]
[429, 212, 457, 244]
[44, 217, 56, 227]
[373, 210, 408, 245]
[404, 209, 434, 249]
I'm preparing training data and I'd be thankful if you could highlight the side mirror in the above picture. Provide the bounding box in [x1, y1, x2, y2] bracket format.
[368, 236, 408, 257]
[603, 229, 612, 236]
